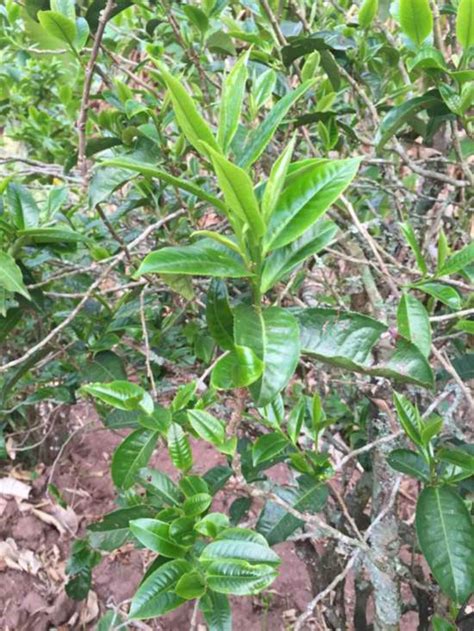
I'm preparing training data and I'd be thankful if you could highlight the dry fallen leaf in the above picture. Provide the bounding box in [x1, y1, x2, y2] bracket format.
[0, 538, 42, 575]
[79, 591, 99, 626]
[0, 476, 31, 500]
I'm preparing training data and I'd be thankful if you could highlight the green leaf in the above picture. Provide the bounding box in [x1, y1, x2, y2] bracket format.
[129, 559, 191, 619]
[421, 415, 443, 444]
[413, 282, 462, 310]
[399, 0, 433, 45]
[397, 293, 431, 358]
[400, 222, 428, 275]
[387, 449, 430, 481]
[80, 381, 153, 414]
[263, 158, 360, 252]
[218, 52, 249, 153]
[38, 10, 77, 49]
[100, 158, 226, 212]
[261, 136, 296, 222]
[130, 518, 188, 557]
[261, 221, 338, 292]
[195, 513, 230, 538]
[111, 429, 159, 489]
[183, 492, 212, 517]
[157, 65, 220, 156]
[432, 616, 457, 631]
[203, 145, 265, 237]
[437, 447, 474, 474]
[234, 306, 300, 406]
[238, 81, 314, 169]
[437, 241, 474, 277]
[167, 422, 193, 471]
[375, 90, 441, 148]
[135, 239, 249, 278]
[205, 560, 278, 595]
[201, 538, 280, 566]
[206, 280, 234, 351]
[394, 392, 422, 445]
[359, 0, 378, 27]
[137, 467, 183, 506]
[252, 433, 288, 466]
[0, 252, 30, 299]
[188, 410, 226, 446]
[88, 506, 153, 551]
[297, 308, 434, 387]
[18, 227, 84, 245]
[457, 0, 474, 49]
[200, 591, 232, 631]
[6, 183, 40, 229]
[257, 477, 328, 545]
[287, 399, 305, 445]
[180, 475, 209, 497]
[175, 571, 206, 599]
[211, 346, 264, 389]
[416, 486, 474, 602]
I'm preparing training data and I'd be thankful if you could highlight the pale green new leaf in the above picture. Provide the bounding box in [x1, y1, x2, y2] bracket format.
[399, 0, 433, 45]
[167, 422, 192, 471]
[157, 65, 221, 156]
[211, 345, 264, 389]
[400, 222, 428, 275]
[38, 10, 78, 50]
[397, 293, 431, 358]
[188, 410, 226, 446]
[0, 252, 30, 299]
[359, 0, 378, 28]
[238, 81, 314, 169]
[203, 144, 265, 237]
[457, 0, 474, 49]
[205, 560, 278, 595]
[135, 239, 249, 278]
[261, 136, 296, 222]
[218, 52, 249, 153]
[263, 158, 360, 252]
[437, 241, 474, 277]
[130, 518, 188, 557]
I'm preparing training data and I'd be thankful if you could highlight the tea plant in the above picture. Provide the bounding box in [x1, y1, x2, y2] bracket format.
[0, 0, 473, 629]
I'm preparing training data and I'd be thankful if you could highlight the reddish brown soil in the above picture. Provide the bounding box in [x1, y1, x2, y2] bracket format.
[0, 406, 312, 630]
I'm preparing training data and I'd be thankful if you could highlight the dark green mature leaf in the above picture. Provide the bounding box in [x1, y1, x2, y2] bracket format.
[400, 222, 428, 275]
[281, 31, 355, 65]
[399, 0, 433, 45]
[397, 293, 431, 358]
[18, 227, 84, 245]
[388, 449, 430, 481]
[206, 280, 234, 350]
[130, 518, 188, 557]
[205, 560, 278, 595]
[211, 345, 264, 389]
[437, 447, 474, 474]
[234, 306, 300, 406]
[416, 487, 474, 602]
[157, 65, 221, 156]
[263, 158, 360, 251]
[188, 410, 226, 446]
[82, 351, 127, 382]
[457, 0, 474, 49]
[257, 477, 328, 545]
[0, 252, 30, 299]
[200, 590, 232, 631]
[111, 429, 159, 489]
[101, 158, 226, 212]
[135, 239, 249, 278]
[375, 90, 442, 148]
[129, 559, 191, 619]
[297, 308, 433, 386]
[137, 468, 183, 506]
[261, 221, 338, 292]
[394, 392, 422, 445]
[88, 506, 153, 551]
[237, 81, 314, 169]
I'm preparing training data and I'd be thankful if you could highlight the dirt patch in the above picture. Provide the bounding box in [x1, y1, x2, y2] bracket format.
[0, 407, 312, 630]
